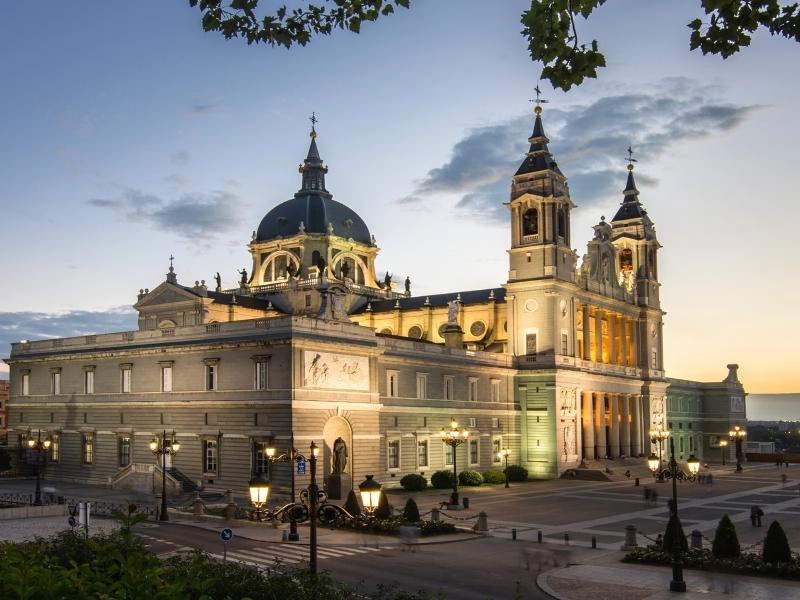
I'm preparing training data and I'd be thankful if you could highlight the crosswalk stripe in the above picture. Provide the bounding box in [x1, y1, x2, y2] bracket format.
[206, 544, 388, 569]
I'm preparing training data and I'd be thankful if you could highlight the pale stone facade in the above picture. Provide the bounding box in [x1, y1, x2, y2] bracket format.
[3, 110, 746, 495]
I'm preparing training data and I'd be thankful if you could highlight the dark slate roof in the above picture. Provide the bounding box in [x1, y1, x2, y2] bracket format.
[256, 193, 372, 244]
[205, 290, 281, 311]
[515, 113, 563, 177]
[351, 287, 505, 314]
[611, 169, 650, 223]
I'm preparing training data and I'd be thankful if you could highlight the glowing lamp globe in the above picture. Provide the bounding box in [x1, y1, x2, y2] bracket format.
[647, 453, 660, 474]
[358, 474, 382, 513]
[248, 473, 270, 507]
[687, 455, 700, 475]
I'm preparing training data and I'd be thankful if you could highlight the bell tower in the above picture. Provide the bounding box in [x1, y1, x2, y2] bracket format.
[507, 103, 576, 283]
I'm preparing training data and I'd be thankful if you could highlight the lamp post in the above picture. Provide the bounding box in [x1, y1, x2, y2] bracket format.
[718, 439, 728, 466]
[729, 426, 746, 472]
[440, 419, 468, 506]
[649, 427, 670, 478]
[26, 429, 51, 506]
[358, 474, 383, 519]
[149, 430, 180, 522]
[265, 432, 303, 540]
[646, 440, 700, 593]
[498, 448, 511, 488]
[308, 440, 319, 575]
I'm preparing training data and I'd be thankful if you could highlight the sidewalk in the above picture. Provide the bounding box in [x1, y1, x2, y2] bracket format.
[535, 545, 800, 600]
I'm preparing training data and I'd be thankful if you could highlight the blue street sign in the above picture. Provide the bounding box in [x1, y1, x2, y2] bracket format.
[220, 528, 233, 542]
[297, 457, 306, 475]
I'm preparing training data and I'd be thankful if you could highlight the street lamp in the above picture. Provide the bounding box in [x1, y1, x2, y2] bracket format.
[440, 419, 468, 506]
[149, 430, 180, 522]
[358, 474, 383, 517]
[645, 440, 698, 593]
[649, 427, 670, 478]
[264, 433, 305, 540]
[729, 426, 746, 472]
[498, 448, 511, 488]
[26, 429, 51, 506]
[718, 439, 728, 466]
[308, 440, 320, 574]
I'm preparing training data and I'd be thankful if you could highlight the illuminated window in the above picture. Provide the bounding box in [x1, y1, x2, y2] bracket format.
[82, 434, 94, 464]
[21, 372, 30, 396]
[417, 439, 428, 468]
[84, 368, 95, 394]
[50, 433, 60, 462]
[492, 437, 502, 463]
[118, 436, 131, 467]
[203, 439, 218, 474]
[522, 208, 538, 236]
[120, 365, 132, 393]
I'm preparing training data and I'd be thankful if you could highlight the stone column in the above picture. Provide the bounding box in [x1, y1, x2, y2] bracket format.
[609, 314, 617, 365]
[631, 395, 642, 456]
[609, 394, 620, 457]
[620, 318, 629, 367]
[582, 390, 595, 459]
[594, 392, 607, 459]
[582, 304, 591, 360]
[594, 309, 604, 363]
[621, 394, 631, 457]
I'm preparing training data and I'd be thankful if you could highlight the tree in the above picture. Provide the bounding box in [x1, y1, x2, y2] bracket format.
[190, 1, 800, 92]
[662, 513, 689, 555]
[373, 487, 392, 519]
[343, 489, 361, 516]
[711, 514, 741, 558]
[402, 497, 420, 522]
[762, 520, 792, 563]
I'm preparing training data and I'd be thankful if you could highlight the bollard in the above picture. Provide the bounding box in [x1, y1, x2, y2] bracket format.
[463, 497, 470, 509]
[474, 511, 488, 533]
[192, 493, 204, 516]
[564, 532, 569, 545]
[621, 524, 638, 550]
[431, 507, 440, 522]
[591, 536, 597, 549]
[537, 530, 543, 543]
[635, 477, 640, 487]
[691, 530, 703, 549]
[224, 489, 237, 520]
[512, 528, 517, 541]
[282, 530, 289, 542]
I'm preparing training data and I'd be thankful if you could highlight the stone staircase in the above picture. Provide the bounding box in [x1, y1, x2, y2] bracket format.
[167, 467, 199, 493]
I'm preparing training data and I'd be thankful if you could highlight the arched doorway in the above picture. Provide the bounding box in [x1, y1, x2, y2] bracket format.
[322, 416, 352, 499]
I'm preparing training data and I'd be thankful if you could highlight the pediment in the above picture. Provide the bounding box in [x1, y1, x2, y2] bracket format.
[134, 282, 200, 310]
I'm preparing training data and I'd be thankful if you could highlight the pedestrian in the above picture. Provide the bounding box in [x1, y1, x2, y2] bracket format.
[644, 487, 651, 504]
[750, 505, 758, 527]
[756, 506, 764, 527]
[782, 473, 788, 487]
[707, 473, 713, 485]
[655, 534, 663, 547]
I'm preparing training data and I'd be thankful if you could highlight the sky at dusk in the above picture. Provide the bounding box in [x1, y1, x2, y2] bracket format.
[1, 1, 798, 393]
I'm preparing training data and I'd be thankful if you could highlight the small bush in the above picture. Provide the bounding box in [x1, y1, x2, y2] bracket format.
[419, 520, 457, 536]
[712, 514, 740, 559]
[374, 488, 392, 520]
[662, 514, 689, 555]
[763, 520, 792, 563]
[504, 465, 528, 482]
[431, 470, 455, 489]
[482, 470, 506, 484]
[343, 489, 361, 516]
[458, 470, 483, 486]
[400, 473, 427, 491]
[402, 498, 420, 523]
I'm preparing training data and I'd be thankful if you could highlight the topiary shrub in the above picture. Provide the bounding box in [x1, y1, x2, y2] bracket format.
[431, 470, 454, 489]
[402, 498, 420, 523]
[504, 465, 528, 482]
[400, 473, 427, 491]
[482, 470, 506, 484]
[458, 470, 483, 486]
[712, 514, 740, 559]
[373, 488, 392, 520]
[662, 514, 689, 555]
[343, 489, 361, 517]
[763, 520, 792, 563]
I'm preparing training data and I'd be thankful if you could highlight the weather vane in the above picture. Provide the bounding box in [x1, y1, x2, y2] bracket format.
[169, 254, 175, 268]
[625, 145, 638, 170]
[309, 112, 318, 138]
[529, 84, 549, 109]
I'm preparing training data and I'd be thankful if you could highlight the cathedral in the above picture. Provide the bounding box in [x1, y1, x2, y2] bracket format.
[3, 105, 747, 496]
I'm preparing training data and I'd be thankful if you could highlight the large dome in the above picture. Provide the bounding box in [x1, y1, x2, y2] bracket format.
[255, 193, 372, 244]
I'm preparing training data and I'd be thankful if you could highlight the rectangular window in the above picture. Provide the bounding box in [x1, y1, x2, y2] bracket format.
[490, 380, 500, 402]
[561, 332, 569, 355]
[82, 434, 94, 464]
[253, 441, 269, 475]
[468, 378, 478, 401]
[118, 436, 131, 467]
[50, 433, 60, 462]
[492, 417, 500, 428]
[161, 366, 173, 392]
[84, 370, 95, 394]
[689, 436, 694, 452]
[387, 371, 399, 398]
[416, 373, 427, 399]
[50, 371, 61, 395]
[526, 333, 537, 356]
[417, 439, 428, 468]
[255, 360, 268, 390]
[21, 373, 30, 396]
[444, 443, 454, 466]
[121, 366, 132, 393]
[679, 437, 684, 453]
[203, 439, 218, 474]
[205, 364, 217, 391]
[387, 439, 400, 469]
[492, 437, 502, 463]
[469, 439, 479, 465]
[443, 376, 455, 400]
[468, 417, 477, 428]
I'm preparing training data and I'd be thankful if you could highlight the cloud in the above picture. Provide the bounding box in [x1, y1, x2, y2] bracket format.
[88, 189, 245, 240]
[191, 103, 217, 114]
[0, 308, 138, 369]
[400, 79, 759, 221]
[170, 151, 190, 166]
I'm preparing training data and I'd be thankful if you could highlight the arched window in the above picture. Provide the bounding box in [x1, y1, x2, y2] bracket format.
[557, 208, 566, 240]
[311, 250, 321, 268]
[522, 208, 538, 237]
[648, 249, 656, 278]
[619, 248, 633, 273]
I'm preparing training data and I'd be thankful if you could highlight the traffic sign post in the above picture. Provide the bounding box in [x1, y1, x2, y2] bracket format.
[220, 528, 234, 561]
[297, 457, 306, 475]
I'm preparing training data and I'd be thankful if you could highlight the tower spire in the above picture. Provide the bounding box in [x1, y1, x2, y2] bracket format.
[298, 113, 329, 194]
[515, 89, 561, 179]
[611, 147, 650, 223]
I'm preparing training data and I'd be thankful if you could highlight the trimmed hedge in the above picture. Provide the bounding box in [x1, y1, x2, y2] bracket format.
[504, 465, 528, 482]
[431, 469, 455, 489]
[402, 498, 420, 523]
[764, 520, 792, 563]
[712, 514, 740, 559]
[482, 470, 506, 484]
[458, 470, 483, 486]
[663, 514, 689, 555]
[344, 489, 362, 516]
[400, 473, 427, 491]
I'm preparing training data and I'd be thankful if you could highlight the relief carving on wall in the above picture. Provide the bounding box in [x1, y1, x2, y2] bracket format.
[303, 351, 369, 391]
[559, 388, 577, 417]
[559, 387, 578, 459]
[650, 395, 666, 428]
